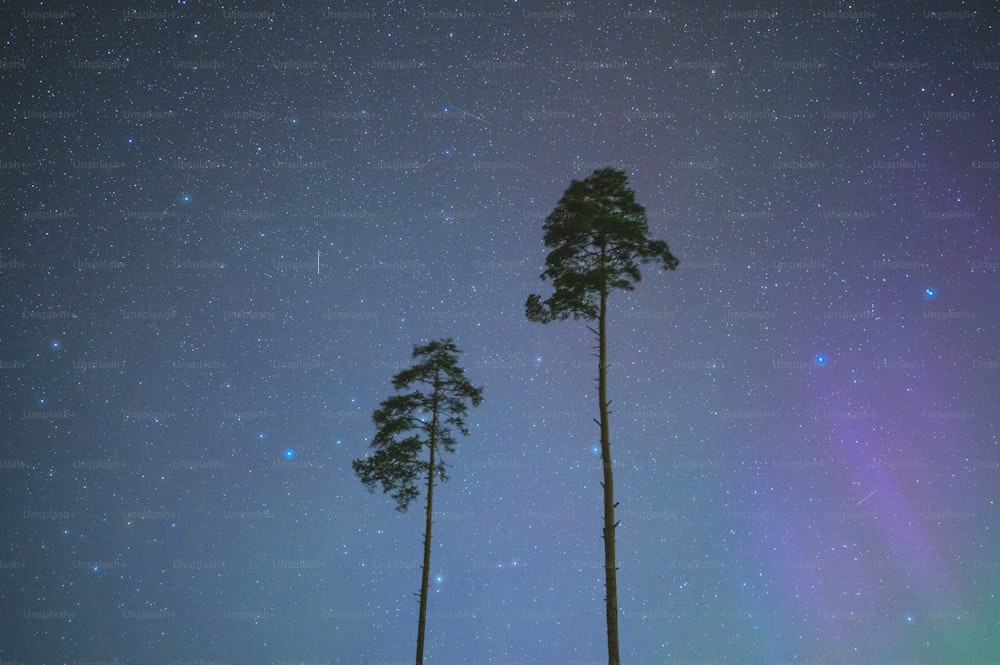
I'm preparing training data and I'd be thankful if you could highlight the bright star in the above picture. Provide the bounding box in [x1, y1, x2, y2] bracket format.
[815, 354, 827, 366]
[284, 448, 295, 459]
[924, 287, 936, 298]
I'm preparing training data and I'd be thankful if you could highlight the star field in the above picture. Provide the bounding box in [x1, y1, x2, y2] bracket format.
[1, 2, 998, 664]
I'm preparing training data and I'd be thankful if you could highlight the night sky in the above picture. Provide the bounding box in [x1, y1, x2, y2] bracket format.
[2, 2, 998, 664]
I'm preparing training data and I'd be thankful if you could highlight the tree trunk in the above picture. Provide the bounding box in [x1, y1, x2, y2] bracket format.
[415, 387, 439, 665]
[598, 285, 620, 665]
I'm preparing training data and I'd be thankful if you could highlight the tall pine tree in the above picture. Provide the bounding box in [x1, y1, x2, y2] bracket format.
[526, 168, 679, 665]
[352, 339, 483, 665]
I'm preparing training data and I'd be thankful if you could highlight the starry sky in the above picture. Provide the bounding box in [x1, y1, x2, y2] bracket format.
[2, 2, 998, 664]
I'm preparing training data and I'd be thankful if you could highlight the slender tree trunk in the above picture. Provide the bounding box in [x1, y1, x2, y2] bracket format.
[415, 389, 439, 665]
[598, 285, 620, 665]
[415, 440, 434, 665]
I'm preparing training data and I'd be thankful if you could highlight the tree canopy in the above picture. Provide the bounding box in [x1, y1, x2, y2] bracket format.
[352, 338, 483, 511]
[526, 167, 679, 323]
